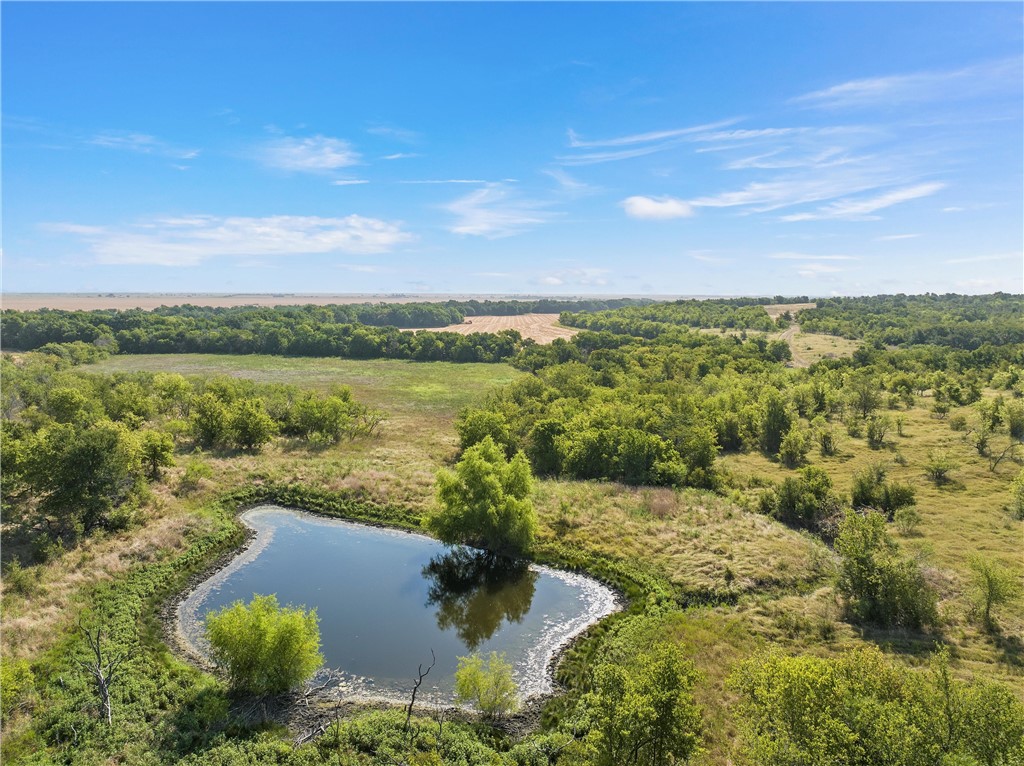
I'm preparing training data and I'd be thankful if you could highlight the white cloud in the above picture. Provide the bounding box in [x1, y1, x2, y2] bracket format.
[689, 252, 732, 263]
[89, 130, 199, 160]
[796, 263, 845, 278]
[875, 233, 921, 241]
[366, 124, 420, 143]
[566, 119, 739, 148]
[543, 168, 599, 196]
[258, 135, 360, 172]
[621, 195, 694, 220]
[557, 142, 680, 166]
[769, 253, 859, 261]
[400, 179, 488, 185]
[382, 153, 418, 160]
[944, 253, 1020, 265]
[780, 182, 946, 221]
[331, 179, 369, 186]
[49, 214, 413, 266]
[791, 57, 1021, 110]
[534, 268, 611, 287]
[444, 184, 556, 238]
[689, 172, 890, 213]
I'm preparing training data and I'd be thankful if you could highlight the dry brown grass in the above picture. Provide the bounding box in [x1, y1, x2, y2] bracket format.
[763, 302, 817, 320]
[0, 503, 205, 660]
[406, 313, 578, 344]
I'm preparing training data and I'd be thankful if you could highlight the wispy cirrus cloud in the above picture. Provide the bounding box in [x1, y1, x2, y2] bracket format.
[257, 135, 360, 172]
[543, 168, 600, 197]
[621, 195, 694, 220]
[566, 119, 739, 148]
[382, 153, 419, 160]
[791, 57, 1022, 110]
[780, 181, 946, 222]
[366, 124, 420, 143]
[47, 214, 412, 266]
[90, 130, 199, 160]
[875, 233, 921, 241]
[400, 179, 489, 185]
[533, 267, 610, 287]
[944, 253, 1020, 265]
[444, 183, 557, 238]
[768, 252, 859, 261]
[331, 179, 369, 186]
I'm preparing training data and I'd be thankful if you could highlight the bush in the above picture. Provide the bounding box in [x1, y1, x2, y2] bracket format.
[777, 426, 810, 468]
[923, 451, 958, 485]
[835, 510, 937, 629]
[575, 643, 702, 766]
[759, 467, 841, 533]
[851, 463, 915, 517]
[454, 651, 518, 718]
[205, 594, 322, 694]
[427, 436, 537, 556]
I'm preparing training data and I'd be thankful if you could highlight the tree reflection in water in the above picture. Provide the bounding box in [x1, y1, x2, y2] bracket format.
[422, 547, 538, 651]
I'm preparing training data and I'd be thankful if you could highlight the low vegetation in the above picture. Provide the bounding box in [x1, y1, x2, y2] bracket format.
[2, 293, 1022, 765]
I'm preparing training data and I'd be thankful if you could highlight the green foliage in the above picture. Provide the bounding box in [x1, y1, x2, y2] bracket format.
[573, 642, 702, 766]
[205, 594, 323, 695]
[1011, 468, 1024, 520]
[851, 463, 916, 517]
[759, 466, 842, 533]
[835, 510, 938, 629]
[778, 425, 810, 468]
[227, 398, 278, 452]
[865, 414, 891, 448]
[923, 451, 959, 485]
[731, 645, 1024, 766]
[190, 392, 229, 448]
[967, 555, 1021, 631]
[1, 658, 35, 725]
[759, 390, 792, 457]
[455, 409, 514, 455]
[453, 651, 518, 718]
[138, 428, 175, 479]
[427, 436, 537, 556]
[20, 419, 143, 534]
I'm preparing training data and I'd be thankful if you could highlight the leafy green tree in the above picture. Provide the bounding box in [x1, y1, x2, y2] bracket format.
[427, 436, 537, 556]
[21, 421, 142, 534]
[138, 429, 175, 480]
[851, 463, 916, 517]
[228, 398, 278, 452]
[835, 510, 937, 629]
[777, 426, 810, 468]
[525, 418, 565, 475]
[205, 594, 322, 695]
[453, 651, 518, 719]
[576, 643, 702, 766]
[731, 645, 1024, 766]
[967, 555, 1020, 631]
[923, 451, 959, 485]
[456, 409, 515, 455]
[190, 393, 229, 448]
[760, 466, 841, 532]
[759, 390, 792, 457]
[290, 394, 354, 443]
[1011, 468, 1024, 520]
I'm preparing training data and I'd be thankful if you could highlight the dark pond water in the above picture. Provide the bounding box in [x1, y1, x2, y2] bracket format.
[177, 506, 618, 702]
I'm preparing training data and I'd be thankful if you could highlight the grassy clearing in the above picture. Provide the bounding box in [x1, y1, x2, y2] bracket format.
[6, 352, 1021, 764]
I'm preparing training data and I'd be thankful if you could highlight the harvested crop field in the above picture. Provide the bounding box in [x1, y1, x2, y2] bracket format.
[407, 313, 578, 343]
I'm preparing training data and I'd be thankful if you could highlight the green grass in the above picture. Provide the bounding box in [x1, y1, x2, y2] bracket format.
[5, 352, 1019, 765]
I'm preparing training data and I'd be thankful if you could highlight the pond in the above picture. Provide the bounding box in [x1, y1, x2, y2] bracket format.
[177, 505, 618, 703]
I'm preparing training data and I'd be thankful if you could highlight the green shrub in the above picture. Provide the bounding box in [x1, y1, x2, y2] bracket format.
[454, 651, 518, 718]
[205, 594, 323, 694]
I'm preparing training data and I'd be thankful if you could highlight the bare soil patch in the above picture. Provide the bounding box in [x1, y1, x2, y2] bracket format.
[406, 314, 578, 344]
[762, 302, 816, 320]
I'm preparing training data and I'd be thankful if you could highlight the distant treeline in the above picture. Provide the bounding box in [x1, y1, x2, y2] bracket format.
[0, 299, 649, 362]
[799, 293, 1024, 350]
[0, 307, 531, 363]
[560, 297, 796, 336]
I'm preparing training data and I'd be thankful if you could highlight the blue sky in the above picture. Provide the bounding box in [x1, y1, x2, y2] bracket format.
[3, 2, 1022, 296]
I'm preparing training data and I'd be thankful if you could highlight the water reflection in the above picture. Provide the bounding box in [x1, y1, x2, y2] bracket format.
[423, 548, 538, 650]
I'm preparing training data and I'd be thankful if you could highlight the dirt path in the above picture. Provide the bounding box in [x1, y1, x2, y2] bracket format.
[778, 323, 811, 368]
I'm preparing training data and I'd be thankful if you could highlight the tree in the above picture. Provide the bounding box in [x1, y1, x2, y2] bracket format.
[454, 651, 518, 719]
[77, 620, 127, 726]
[577, 643, 702, 766]
[967, 555, 1020, 631]
[190, 393, 228, 448]
[205, 594, 322, 695]
[22, 421, 142, 534]
[228, 398, 278, 452]
[835, 510, 937, 629]
[456, 409, 515, 455]
[427, 436, 537, 556]
[138, 429, 174, 480]
[759, 390, 792, 457]
[760, 466, 841, 532]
